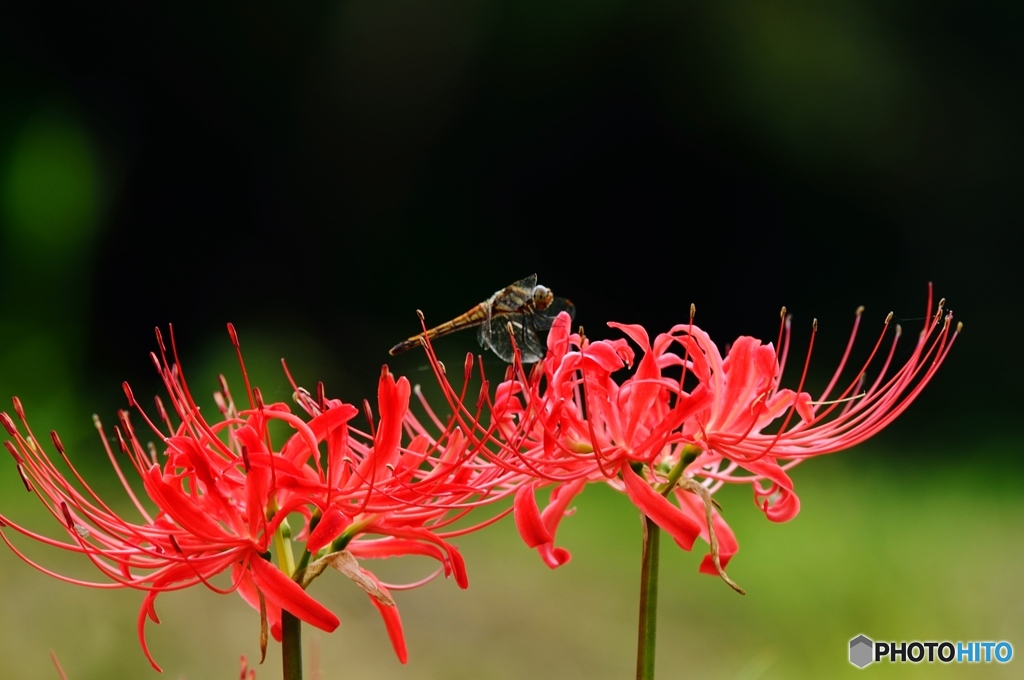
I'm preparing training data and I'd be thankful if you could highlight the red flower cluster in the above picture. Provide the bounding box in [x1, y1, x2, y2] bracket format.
[0, 287, 960, 672]
[431, 287, 959, 588]
[0, 325, 519, 669]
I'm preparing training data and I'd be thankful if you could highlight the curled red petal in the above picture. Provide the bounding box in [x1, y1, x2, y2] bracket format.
[545, 311, 573, 361]
[674, 490, 740, 576]
[348, 537, 446, 563]
[513, 483, 552, 548]
[581, 340, 633, 372]
[307, 505, 350, 554]
[742, 457, 801, 522]
[137, 590, 163, 672]
[538, 544, 572, 568]
[363, 574, 408, 664]
[362, 525, 469, 589]
[249, 557, 340, 633]
[373, 370, 411, 471]
[234, 561, 283, 641]
[523, 479, 587, 568]
[607, 322, 651, 352]
[620, 464, 701, 551]
[698, 509, 738, 577]
[540, 479, 586, 534]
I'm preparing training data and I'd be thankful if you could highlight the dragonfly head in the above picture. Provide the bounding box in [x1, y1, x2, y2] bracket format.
[533, 285, 555, 310]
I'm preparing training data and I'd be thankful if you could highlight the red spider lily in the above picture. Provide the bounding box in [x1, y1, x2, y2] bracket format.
[439, 286, 959, 588]
[0, 325, 518, 670]
[421, 309, 738, 581]
[675, 286, 959, 523]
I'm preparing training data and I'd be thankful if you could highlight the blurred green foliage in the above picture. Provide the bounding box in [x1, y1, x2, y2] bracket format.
[2, 112, 102, 252]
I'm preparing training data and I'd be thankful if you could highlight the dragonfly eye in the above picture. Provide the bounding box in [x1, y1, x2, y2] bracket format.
[533, 286, 554, 310]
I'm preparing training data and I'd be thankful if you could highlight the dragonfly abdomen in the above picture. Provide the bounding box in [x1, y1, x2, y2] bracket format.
[388, 302, 492, 356]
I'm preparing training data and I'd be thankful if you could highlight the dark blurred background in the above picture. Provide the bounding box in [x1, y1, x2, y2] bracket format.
[1, 2, 1021, 678]
[2, 0, 1016, 431]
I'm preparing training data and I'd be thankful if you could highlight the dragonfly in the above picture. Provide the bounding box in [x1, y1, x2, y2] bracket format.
[389, 274, 575, 364]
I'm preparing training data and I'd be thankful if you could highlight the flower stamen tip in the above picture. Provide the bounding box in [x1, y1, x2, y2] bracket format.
[59, 501, 74, 529]
[1, 412, 16, 436]
[50, 431, 65, 455]
[168, 534, 182, 554]
[122, 382, 137, 407]
[4, 440, 22, 463]
[16, 464, 32, 492]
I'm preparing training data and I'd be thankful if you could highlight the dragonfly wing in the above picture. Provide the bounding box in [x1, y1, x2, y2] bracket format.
[507, 273, 538, 291]
[480, 313, 546, 364]
[490, 274, 538, 313]
[531, 297, 575, 331]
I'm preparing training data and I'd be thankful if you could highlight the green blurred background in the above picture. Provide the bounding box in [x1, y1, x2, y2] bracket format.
[1, 1, 1021, 678]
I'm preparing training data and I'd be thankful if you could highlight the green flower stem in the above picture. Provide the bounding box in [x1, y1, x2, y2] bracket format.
[636, 514, 661, 680]
[657, 444, 701, 495]
[296, 547, 312, 575]
[637, 445, 700, 680]
[282, 610, 303, 680]
[273, 513, 303, 680]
